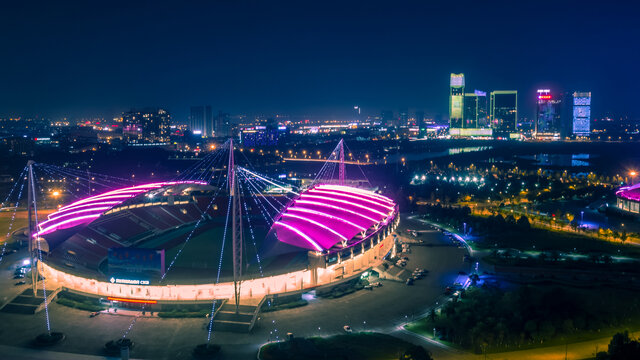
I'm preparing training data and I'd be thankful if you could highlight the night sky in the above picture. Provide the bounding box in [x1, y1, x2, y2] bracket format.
[1, 0, 638, 121]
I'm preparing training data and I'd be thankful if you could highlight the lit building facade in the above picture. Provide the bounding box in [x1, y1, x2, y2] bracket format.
[572, 92, 591, 137]
[122, 108, 171, 143]
[464, 93, 478, 128]
[189, 105, 213, 137]
[475, 90, 488, 127]
[490, 90, 517, 137]
[449, 73, 465, 129]
[535, 89, 563, 140]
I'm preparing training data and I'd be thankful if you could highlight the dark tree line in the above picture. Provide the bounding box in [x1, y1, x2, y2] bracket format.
[429, 286, 640, 353]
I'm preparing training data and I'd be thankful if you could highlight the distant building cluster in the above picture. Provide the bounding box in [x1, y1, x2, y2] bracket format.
[448, 73, 591, 140]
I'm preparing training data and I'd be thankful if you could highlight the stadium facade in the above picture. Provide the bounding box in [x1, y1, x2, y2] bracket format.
[616, 184, 640, 214]
[38, 182, 399, 304]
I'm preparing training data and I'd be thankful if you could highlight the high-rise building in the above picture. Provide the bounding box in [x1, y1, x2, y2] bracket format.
[380, 110, 394, 127]
[464, 93, 478, 128]
[122, 108, 171, 143]
[449, 73, 465, 129]
[572, 92, 591, 137]
[475, 90, 488, 127]
[215, 111, 232, 138]
[534, 89, 563, 139]
[399, 108, 409, 127]
[490, 91, 518, 137]
[415, 111, 426, 137]
[189, 105, 213, 137]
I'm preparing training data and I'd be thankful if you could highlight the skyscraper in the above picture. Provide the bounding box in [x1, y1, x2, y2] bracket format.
[399, 108, 409, 127]
[534, 89, 563, 140]
[572, 92, 591, 137]
[122, 108, 171, 143]
[380, 110, 394, 127]
[475, 90, 488, 127]
[464, 93, 478, 128]
[189, 105, 213, 137]
[415, 111, 426, 137]
[449, 73, 465, 129]
[215, 111, 232, 138]
[490, 91, 517, 137]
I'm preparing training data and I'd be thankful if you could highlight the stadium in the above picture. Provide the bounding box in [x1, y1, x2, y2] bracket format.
[37, 179, 399, 306]
[616, 183, 640, 214]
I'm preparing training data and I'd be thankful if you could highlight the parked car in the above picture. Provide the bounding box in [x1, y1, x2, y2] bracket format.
[13, 274, 25, 279]
[444, 287, 453, 295]
[406, 278, 414, 286]
[371, 282, 382, 287]
[14, 281, 26, 286]
[364, 285, 373, 290]
[89, 311, 100, 318]
[343, 325, 352, 333]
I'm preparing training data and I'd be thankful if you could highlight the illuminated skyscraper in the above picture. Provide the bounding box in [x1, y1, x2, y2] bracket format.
[415, 110, 426, 137]
[449, 73, 465, 129]
[122, 108, 171, 143]
[534, 89, 563, 140]
[399, 108, 409, 127]
[572, 92, 591, 136]
[475, 90, 488, 127]
[490, 90, 517, 136]
[189, 105, 213, 137]
[464, 93, 478, 128]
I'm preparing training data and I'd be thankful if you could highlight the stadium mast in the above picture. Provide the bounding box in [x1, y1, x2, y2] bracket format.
[339, 139, 345, 185]
[228, 139, 243, 313]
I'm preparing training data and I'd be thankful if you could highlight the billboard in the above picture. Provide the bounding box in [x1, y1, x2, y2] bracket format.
[108, 248, 165, 283]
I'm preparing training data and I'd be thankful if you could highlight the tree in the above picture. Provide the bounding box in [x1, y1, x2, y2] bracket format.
[401, 345, 433, 360]
[428, 308, 437, 322]
[607, 331, 640, 360]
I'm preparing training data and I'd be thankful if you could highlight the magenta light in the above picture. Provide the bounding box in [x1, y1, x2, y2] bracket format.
[287, 207, 366, 231]
[39, 181, 207, 236]
[41, 206, 112, 224]
[309, 189, 395, 210]
[274, 221, 323, 251]
[281, 213, 348, 241]
[300, 194, 389, 217]
[294, 199, 379, 222]
[316, 184, 394, 204]
[36, 214, 102, 236]
[49, 201, 122, 218]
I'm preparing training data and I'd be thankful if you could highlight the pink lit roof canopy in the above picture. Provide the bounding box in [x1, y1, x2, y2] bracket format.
[617, 183, 640, 202]
[269, 184, 397, 252]
[36, 181, 206, 236]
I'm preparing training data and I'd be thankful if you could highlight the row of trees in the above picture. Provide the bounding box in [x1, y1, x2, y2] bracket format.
[429, 286, 640, 353]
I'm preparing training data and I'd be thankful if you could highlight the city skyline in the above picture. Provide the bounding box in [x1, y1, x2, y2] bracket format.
[1, 0, 638, 121]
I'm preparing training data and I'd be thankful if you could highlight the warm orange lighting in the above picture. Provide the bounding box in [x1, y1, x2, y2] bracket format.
[107, 297, 157, 304]
[630, 171, 637, 177]
[52, 191, 60, 197]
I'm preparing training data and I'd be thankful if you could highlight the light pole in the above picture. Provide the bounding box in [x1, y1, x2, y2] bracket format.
[630, 171, 637, 185]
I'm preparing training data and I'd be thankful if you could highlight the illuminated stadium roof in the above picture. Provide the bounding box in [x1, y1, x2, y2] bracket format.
[269, 184, 397, 252]
[616, 183, 640, 202]
[36, 181, 207, 236]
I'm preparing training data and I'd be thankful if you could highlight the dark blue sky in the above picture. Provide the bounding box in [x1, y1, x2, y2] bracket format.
[1, 0, 638, 121]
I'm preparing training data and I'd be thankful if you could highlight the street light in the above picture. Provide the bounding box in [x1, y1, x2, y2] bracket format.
[630, 171, 637, 185]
